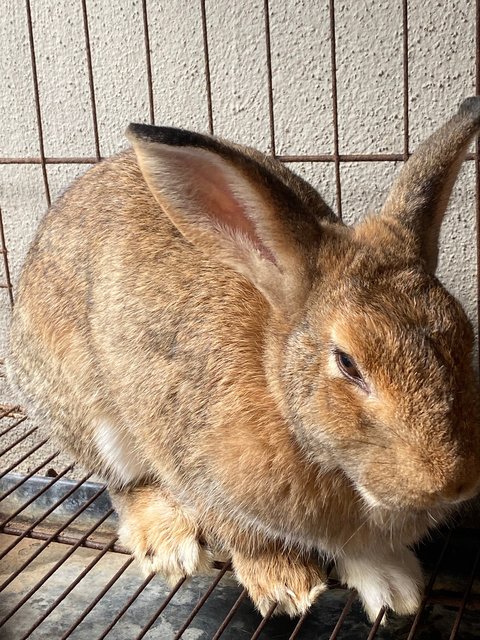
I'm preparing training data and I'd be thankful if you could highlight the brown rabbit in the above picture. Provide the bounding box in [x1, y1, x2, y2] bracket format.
[8, 98, 480, 622]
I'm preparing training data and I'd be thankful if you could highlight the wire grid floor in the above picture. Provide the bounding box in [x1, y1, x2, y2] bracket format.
[1, 406, 480, 640]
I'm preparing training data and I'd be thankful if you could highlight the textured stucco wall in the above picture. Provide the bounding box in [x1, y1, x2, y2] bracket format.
[1, 0, 478, 414]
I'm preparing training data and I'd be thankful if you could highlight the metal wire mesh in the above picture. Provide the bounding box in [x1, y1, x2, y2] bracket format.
[1, 0, 480, 311]
[1, 409, 480, 639]
[2, 1, 480, 638]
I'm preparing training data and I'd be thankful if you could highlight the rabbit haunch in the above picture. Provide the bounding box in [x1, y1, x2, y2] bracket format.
[8, 98, 480, 621]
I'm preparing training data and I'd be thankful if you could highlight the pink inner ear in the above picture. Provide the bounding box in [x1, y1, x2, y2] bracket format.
[184, 155, 278, 265]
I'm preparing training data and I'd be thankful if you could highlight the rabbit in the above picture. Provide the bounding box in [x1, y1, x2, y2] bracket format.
[7, 96, 480, 623]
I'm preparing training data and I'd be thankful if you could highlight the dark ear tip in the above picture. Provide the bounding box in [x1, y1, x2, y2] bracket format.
[126, 123, 210, 149]
[126, 122, 166, 144]
[458, 97, 480, 123]
[125, 123, 141, 143]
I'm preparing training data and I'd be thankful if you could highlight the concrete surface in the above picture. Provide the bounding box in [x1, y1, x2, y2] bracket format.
[1, 1, 479, 473]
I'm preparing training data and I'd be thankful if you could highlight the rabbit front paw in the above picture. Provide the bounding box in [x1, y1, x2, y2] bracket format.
[232, 548, 327, 617]
[114, 486, 212, 584]
[337, 547, 423, 622]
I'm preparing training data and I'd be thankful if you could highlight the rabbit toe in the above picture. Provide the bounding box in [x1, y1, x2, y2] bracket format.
[119, 518, 212, 583]
[232, 550, 327, 618]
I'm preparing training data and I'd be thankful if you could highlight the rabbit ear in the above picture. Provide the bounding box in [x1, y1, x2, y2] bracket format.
[373, 97, 480, 272]
[127, 124, 329, 315]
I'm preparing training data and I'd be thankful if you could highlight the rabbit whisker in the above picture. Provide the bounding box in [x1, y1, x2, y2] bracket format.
[336, 518, 369, 557]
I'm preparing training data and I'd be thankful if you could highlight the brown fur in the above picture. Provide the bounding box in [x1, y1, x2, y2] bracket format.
[8, 98, 480, 621]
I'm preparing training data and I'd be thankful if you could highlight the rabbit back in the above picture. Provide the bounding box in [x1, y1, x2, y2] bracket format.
[8, 150, 272, 489]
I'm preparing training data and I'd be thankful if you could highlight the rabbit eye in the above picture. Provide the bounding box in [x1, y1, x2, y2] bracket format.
[335, 349, 365, 388]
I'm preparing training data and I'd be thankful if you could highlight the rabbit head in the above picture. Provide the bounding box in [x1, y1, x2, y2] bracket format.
[127, 98, 480, 516]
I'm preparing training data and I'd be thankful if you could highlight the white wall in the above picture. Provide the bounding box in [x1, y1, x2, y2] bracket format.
[1, 0, 478, 403]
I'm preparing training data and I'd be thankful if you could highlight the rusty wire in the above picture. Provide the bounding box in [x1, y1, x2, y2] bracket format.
[1, 1, 480, 638]
[0, 417, 479, 637]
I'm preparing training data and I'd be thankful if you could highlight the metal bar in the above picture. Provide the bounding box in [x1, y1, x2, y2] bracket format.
[0, 156, 98, 164]
[0, 463, 76, 529]
[406, 531, 452, 640]
[328, 0, 342, 218]
[211, 588, 248, 640]
[61, 552, 134, 639]
[200, 0, 214, 134]
[366, 607, 386, 639]
[1, 524, 126, 553]
[19, 536, 118, 640]
[0, 207, 14, 307]
[0, 508, 114, 629]
[141, 0, 155, 124]
[0, 451, 59, 501]
[25, 0, 51, 205]
[448, 545, 480, 640]
[287, 611, 309, 640]
[264, 0, 276, 156]
[476, 0, 480, 373]
[0, 482, 106, 592]
[97, 572, 156, 640]
[2, 152, 479, 165]
[172, 562, 231, 639]
[81, 0, 101, 160]
[0, 469, 89, 557]
[0, 424, 38, 456]
[280, 153, 406, 162]
[0, 407, 20, 420]
[0, 414, 28, 439]
[0, 437, 49, 480]
[250, 602, 277, 640]
[134, 576, 187, 640]
[402, 0, 409, 161]
[327, 590, 357, 640]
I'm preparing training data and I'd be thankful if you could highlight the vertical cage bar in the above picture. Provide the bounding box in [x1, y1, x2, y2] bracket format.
[134, 577, 187, 640]
[366, 607, 386, 639]
[141, 0, 155, 124]
[287, 611, 309, 640]
[264, 0, 276, 156]
[18, 537, 118, 640]
[211, 589, 248, 640]
[326, 591, 357, 640]
[200, 0, 214, 134]
[406, 532, 452, 640]
[328, 0, 342, 218]
[448, 544, 480, 640]
[60, 551, 134, 639]
[0, 450, 59, 501]
[172, 563, 231, 639]
[0, 207, 14, 307]
[81, 0, 101, 160]
[476, 0, 480, 372]
[25, 0, 51, 205]
[97, 573, 156, 640]
[402, 0, 409, 160]
[250, 602, 277, 640]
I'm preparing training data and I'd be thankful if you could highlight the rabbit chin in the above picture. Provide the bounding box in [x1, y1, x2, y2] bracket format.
[354, 483, 383, 510]
[354, 481, 460, 516]
[353, 482, 427, 513]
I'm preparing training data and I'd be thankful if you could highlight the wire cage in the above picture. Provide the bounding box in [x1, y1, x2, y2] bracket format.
[1, 1, 480, 639]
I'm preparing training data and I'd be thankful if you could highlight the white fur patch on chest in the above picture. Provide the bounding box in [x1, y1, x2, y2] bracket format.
[94, 416, 146, 487]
